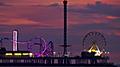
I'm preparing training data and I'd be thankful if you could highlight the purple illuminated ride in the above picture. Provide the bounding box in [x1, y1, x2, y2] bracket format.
[27, 37, 54, 57]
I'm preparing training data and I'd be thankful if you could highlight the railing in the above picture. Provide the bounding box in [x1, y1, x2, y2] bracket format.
[0, 56, 109, 64]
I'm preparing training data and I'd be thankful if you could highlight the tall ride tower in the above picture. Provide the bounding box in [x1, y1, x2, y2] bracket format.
[63, 0, 68, 56]
[13, 29, 18, 51]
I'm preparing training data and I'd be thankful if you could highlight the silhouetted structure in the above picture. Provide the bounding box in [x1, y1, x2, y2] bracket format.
[0, 0, 117, 67]
[63, 0, 68, 56]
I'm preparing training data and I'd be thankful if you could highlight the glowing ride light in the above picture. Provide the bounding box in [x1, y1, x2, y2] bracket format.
[5, 53, 13, 56]
[14, 53, 21, 56]
[22, 53, 29, 55]
[29, 53, 33, 57]
[88, 43, 102, 56]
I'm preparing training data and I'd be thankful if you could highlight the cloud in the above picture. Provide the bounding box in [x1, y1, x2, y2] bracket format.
[48, 3, 60, 7]
[1, 0, 120, 6]
[0, 18, 39, 25]
[0, 0, 120, 26]
[0, 0, 62, 6]
[89, 4, 120, 17]
[0, 5, 64, 27]
[69, 3, 120, 17]
[112, 31, 120, 36]
[0, 2, 10, 6]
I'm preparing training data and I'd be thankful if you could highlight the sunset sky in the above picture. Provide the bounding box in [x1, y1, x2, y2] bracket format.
[0, 0, 120, 64]
[1, 0, 120, 5]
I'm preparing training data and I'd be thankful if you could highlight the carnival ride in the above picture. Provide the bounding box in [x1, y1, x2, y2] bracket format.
[27, 37, 54, 57]
[82, 32, 108, 56]
[0, 36, 54, 57]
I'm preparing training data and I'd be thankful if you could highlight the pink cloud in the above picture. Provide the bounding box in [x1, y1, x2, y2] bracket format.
[0, 18, 39, 25]
[112, 31, 120, 36]
[2, 0, 120, 6]
[106, 16, 120, 20]
[0, 6, 64, 27]
[68, 13, 111, 25]
[0, 5, 117, 28]
[0, 31, 11, 34]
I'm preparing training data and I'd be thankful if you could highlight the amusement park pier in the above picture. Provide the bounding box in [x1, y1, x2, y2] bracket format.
[0, 0, 117, 67]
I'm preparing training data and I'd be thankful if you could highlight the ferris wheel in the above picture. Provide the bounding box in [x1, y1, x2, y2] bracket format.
[82, 32, 107, 52]
[27, 37, 54, 57]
